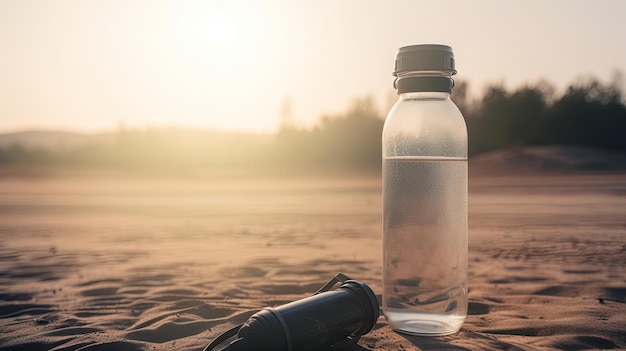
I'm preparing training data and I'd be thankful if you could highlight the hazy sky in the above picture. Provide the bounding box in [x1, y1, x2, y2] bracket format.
[1, 0, 625, 133]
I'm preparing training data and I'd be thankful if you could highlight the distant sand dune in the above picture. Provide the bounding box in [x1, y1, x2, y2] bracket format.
[471, 145, 626, 174]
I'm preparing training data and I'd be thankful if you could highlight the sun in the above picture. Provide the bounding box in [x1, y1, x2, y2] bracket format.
[153, 3, 278, 130]
[206, 16, 237, 48]
[166, 4, 267, 69]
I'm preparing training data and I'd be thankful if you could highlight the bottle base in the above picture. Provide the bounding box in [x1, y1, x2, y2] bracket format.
[384, 310, 465, 336]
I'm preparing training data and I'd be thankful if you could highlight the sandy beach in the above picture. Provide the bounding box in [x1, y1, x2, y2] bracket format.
[0, 168, 624, 350]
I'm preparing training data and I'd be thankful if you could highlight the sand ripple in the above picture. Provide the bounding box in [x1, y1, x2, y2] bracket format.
[1, 174, 625, 350]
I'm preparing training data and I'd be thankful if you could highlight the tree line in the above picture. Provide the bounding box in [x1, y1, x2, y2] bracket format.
[456, 74, 626, 155]
[270, 74, 626, 170]
[1, 74, 624, 173]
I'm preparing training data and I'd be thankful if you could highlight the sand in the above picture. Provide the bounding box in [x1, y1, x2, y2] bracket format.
[0, 169, 624, 350]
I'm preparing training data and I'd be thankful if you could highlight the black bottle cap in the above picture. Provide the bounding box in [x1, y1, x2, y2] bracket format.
[393, 44, 456, 76]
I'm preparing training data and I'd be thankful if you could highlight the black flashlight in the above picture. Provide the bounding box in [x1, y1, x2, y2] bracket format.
[203, 273, 379, 351]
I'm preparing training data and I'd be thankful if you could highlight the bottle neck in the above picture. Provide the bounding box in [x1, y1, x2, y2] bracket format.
[395, 76, 454, 94]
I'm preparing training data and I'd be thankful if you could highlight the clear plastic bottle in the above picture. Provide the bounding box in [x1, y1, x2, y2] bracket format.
[382, 44, 468, 336]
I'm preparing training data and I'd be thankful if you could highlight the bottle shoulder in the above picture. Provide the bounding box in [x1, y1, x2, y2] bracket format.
[386, 96, 464, 122]
[383, 94, 467, 158]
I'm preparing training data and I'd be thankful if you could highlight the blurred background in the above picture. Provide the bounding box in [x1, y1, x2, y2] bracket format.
[1, 0, 625, 175]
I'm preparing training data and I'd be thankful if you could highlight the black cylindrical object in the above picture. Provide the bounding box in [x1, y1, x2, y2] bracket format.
[217, 279, 379, 351]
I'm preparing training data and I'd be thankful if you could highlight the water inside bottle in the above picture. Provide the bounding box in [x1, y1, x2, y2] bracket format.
[383, 156, 467, 336]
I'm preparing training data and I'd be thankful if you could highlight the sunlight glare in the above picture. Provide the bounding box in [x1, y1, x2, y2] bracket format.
[207, 16, 236, 48]
[156, 2, 279, 131]
[168, 4, 267, 70]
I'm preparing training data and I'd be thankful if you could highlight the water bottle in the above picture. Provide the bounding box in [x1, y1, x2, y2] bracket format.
[382, 44, 468, 336]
